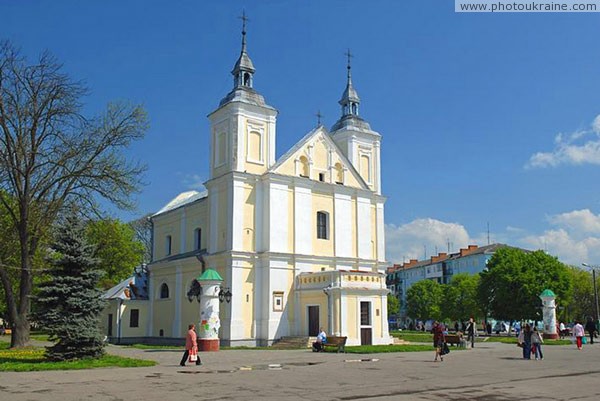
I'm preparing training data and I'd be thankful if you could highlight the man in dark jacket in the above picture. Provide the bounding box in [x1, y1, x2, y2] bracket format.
[466, 317, 476, 348]
[585, 317, 596, 344]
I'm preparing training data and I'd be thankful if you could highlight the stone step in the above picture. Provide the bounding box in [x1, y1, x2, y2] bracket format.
[271, 336, 312, 349]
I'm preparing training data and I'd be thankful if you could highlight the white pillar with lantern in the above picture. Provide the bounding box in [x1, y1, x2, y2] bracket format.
[195, 269, 225, 351]
[540, 289, 558, 340]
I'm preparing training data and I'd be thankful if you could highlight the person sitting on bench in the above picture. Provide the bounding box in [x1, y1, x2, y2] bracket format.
[312, 327, 327, 352]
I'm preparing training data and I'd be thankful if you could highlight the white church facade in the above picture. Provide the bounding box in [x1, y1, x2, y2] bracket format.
[100, 22, 391, 347]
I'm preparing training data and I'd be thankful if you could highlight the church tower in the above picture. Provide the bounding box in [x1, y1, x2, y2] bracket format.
[207, 14, 278, 179]
[330, 51, 382, 195]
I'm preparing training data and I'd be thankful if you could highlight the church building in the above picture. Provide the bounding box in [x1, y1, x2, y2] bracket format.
[101, 21, 391, 347]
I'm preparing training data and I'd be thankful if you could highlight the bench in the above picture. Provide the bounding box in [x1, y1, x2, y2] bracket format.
[322, 336, 347, 353]
[445, 333, 466, 348]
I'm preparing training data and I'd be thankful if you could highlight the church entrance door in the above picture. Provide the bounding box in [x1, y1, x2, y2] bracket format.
[308, 306, 319, 336]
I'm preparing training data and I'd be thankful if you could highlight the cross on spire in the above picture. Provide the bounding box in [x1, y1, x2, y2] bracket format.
[316, 110, 323, 127]
[344, 48, 353, 76]
[239, 10, 249, 34]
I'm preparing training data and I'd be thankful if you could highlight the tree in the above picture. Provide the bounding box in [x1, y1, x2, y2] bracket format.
[387, 293, 400, 317]
[35, 213, 106, 361]
[441, 273, 481, 322]
[564, 267, 596, 322]
[406, 279, 443, 322]
[128, 214, 152, 264]
[479, 248, 572, 322]
[0, 41, 147, 347]
[86, 219, 145, 288]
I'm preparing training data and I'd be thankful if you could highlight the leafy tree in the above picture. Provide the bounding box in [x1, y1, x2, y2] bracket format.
[387, 293, 400, 317]
[563, 267, 596, 322]
[406, 279, 443, 321]
[86, 219, 145, 288]
[35, 213, 106, 361]
[441, 273, 481, 322]
[479, 248, 572, 322]
[0, 41, 147, 347]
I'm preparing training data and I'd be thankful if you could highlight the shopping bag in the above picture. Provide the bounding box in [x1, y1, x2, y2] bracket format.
[189, 348, 198, 362]
[582, 336, 587, 344]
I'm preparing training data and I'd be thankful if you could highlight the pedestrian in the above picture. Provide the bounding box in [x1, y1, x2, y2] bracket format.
[180, 323, 202, 366]
[573, 320, 585, 350]
[559, 321, 566, 339]
[584, 317, 596, 344]
[432, 321, 445, 362]
[517, 323, 532, 359]
[466, 317, 477, 348]
[531, 326, 544, 360]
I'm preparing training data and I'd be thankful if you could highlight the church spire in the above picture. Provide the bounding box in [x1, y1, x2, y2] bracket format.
[231, 11, 255, 88]
[339, 49, 360, 117]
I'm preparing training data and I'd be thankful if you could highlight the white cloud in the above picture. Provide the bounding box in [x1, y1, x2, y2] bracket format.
[385, 218, 471, 264]
[547, 209, 600, 235]
[179, 173, 206, 190]
[525, 114, 600, 169]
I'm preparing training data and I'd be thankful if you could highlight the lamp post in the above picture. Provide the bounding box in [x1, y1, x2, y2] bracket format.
[582, 263, 600, 324]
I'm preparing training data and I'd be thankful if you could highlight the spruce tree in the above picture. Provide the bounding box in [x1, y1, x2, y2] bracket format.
[35, 214, 106, 361]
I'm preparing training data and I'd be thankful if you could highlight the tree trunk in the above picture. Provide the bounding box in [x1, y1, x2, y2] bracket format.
[10, 221, 33, 348]
[11, 314, 30, 348]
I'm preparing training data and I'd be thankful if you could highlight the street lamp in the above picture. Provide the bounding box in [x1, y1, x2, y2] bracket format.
[582, 263, 600, 324]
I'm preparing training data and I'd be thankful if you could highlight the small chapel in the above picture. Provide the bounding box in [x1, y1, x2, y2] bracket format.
[100, 19, 391, 347]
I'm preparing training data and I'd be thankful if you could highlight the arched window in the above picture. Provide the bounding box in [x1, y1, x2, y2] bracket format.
[247, 130, 262, 162]
[299, 156, 309, 178]
[317, 211, 329, 240]
[243, 72, 251, 86]
[194, 228, 202, 250]
[360, 154, 371, 183]
[160, 283, 169, 299]
[165, 235, 172, 256]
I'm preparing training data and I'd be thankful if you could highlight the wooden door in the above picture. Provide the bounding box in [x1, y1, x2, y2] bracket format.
[308, 306, 320, 336]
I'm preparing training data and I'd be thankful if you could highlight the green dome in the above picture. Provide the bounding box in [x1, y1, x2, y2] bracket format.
[540, 289, 556, 298]
[197, 269, 223, 282]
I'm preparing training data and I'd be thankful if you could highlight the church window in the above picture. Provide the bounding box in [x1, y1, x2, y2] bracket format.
[243, 72, 251, 86]
[318, 172, 325, 182]
[360, 154, 371, 183]
[247, 130, 262, 162]
[165, 235, 172, 256]
[352, 103, 358, 115]
[317, 211, 329, 239]
[360, 301, 371, 325]
[160, 283, 169, 299]
[299, 156, 309, 178]
[194, 228, 202, 250]
[130, 309, 139, 328]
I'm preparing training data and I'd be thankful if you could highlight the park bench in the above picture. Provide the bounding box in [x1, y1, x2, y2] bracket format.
[323, 336, 347, 353]
[445, 333, 466, 348]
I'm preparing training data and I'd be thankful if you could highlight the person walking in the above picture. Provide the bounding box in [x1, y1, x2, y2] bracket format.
[466, 317, 477, 348]
[573, 320, 585, 350]
[180, 323, 202, 366]
[531, 326, 544, 360]
[432, 321, 446, 362]
[585, 317, 596, 344]
[517, 323, 532, 359]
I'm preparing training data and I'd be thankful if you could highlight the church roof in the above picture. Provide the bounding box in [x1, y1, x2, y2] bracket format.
[153, 190, 208, 217]
[268, 125, 371, 191]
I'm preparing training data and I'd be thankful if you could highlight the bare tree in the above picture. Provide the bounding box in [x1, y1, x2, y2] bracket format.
[128, 213, 153, 264]
[0, 41, 148, 347]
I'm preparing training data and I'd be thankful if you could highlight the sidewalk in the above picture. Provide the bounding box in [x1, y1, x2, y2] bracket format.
[2, 340, 600, 400]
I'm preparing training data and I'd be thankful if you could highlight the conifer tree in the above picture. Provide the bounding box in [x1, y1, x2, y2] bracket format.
[35, 214, 106, 361]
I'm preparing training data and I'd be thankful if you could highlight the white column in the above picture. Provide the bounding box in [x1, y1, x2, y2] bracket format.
[357, 197, 372, 260]
[173, 266, 182, 337]
[269, 182, 289, 253]
[229, 260, 246, 340]
[199, 280, 222, 340]
[334, 193, 352, 257]
[232, 180, 245, 251]
[376, 202, 386, 264]
[294, 186, 312, 255]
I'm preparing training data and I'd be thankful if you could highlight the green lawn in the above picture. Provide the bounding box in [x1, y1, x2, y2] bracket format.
[339, 344, 435, 353]
[0, 342, 156, 372]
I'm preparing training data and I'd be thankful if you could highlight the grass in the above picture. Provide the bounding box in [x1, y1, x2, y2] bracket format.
[484, 336, 572, 346]
[340, 344, 435, 353]
[125, 344, 181, 350]
[0, 342, 156, 372]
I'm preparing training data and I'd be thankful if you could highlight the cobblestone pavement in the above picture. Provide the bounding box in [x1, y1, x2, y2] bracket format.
[1, 340, 600, 400]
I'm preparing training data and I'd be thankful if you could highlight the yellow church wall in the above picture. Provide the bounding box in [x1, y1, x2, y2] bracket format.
[300, 292, 329, 332]
[184, 201, 208, 252]
[119, 301, 149, 337]
[153, 212, 180, 260]
[216, 186, 228, 251]
[243, 185, 256, 252]
[239, 261, 255, 338]
[312, 192, 334, 257]
[345, 297, 358, 339]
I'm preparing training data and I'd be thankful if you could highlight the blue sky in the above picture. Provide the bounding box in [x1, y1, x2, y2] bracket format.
[3, 0, 600, 266]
